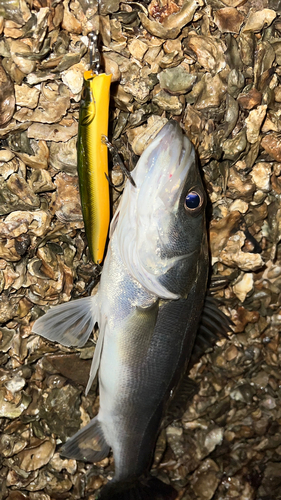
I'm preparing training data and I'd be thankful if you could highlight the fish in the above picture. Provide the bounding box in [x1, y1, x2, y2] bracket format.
[77, 69, 112, 265]
[33, 120, 220, 499]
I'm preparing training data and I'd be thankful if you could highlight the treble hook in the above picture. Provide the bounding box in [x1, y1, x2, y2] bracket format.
[102, 135, 136, 188]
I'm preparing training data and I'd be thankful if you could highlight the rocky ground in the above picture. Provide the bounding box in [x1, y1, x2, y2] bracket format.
[0, 0, 281, 499]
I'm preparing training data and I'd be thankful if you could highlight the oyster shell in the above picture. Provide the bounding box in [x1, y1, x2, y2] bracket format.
[213, 7, 244, 34]
[139, 0, 204, 39]
[186, 34, 226, 74]
[1, 1, 281, 498]
[242, 9, 277, 33]
[0, 61, 15, 126]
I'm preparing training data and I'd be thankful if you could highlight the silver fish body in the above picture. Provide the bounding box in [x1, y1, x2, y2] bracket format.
[33, 120, 208, 499]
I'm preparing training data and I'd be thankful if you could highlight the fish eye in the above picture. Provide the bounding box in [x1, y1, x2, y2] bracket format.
[184, 190, 204, 213]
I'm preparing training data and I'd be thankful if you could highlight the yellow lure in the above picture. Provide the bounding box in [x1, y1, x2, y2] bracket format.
[77, 70, 112, 264]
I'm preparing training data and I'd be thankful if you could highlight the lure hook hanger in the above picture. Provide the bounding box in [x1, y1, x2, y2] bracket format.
[88, 0, 102, 73]
[89, 31, 100, 74]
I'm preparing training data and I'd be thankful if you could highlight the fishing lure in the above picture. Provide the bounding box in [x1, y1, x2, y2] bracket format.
[77, 31, 112, 265]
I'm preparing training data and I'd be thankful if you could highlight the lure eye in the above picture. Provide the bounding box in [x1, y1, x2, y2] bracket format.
[184, 191, 204, 213]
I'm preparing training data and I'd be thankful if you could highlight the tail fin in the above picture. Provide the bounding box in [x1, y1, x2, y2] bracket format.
[96, 476, 178, 500]
[60, 416, 109, 463]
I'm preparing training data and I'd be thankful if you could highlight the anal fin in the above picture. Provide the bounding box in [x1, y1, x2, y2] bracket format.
[60, 416, 109, 463]
[32, 296, 98, 348]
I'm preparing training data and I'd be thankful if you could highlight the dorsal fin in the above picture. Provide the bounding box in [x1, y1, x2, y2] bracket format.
[190, 295, 232, 366]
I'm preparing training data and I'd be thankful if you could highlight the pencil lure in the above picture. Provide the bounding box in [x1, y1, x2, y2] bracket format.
[78, 69, 112, 264]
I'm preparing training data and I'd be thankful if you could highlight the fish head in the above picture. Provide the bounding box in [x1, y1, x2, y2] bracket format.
[113, 120, 208, 299]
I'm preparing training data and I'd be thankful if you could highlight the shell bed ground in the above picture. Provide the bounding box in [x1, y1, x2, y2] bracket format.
[0, 1, 281, 499]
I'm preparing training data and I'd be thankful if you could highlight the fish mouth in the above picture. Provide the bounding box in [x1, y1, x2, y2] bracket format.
[157, 121, 194, 206]
[135, 120, 195, 214]
[150, 120, 192, 174]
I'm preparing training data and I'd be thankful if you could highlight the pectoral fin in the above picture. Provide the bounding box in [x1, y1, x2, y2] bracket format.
[33, 296, 99, 348]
